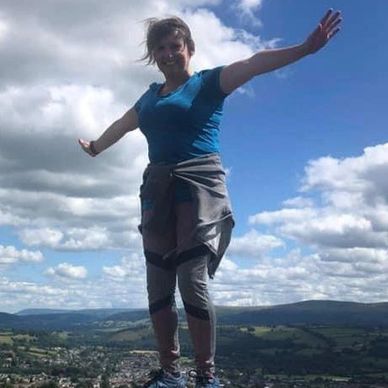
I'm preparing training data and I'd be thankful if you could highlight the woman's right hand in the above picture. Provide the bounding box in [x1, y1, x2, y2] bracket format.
[303, 9, 342, 55]
[78, 138, 98, 157]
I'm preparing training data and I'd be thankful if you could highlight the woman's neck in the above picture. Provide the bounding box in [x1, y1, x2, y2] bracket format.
[162, 70, 192, 92]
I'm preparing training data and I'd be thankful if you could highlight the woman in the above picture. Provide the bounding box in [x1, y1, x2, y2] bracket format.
[79, 10, 342, 388]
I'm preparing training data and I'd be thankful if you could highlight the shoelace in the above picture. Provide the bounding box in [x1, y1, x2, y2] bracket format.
[188, 370, 216, 385]
[143, 368, 163, 387]
[144, 368, 181, 387]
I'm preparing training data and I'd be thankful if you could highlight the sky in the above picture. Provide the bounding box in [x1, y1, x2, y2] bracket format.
[1, 0, 387, 313]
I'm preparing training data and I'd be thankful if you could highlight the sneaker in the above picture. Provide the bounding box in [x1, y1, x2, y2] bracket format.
[188, 370, 222, 388]
[143, 368, 187, 388]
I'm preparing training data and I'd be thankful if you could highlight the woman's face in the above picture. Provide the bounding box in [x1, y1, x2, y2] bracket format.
[153, 31, 192, 77]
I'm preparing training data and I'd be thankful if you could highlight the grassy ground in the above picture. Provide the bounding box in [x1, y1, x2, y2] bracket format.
[0, 332, 36, 345]
[108, 326, 153, 342]
[25, 346, 57, 358]
[0, 334, 13, 344]
[3, 325, 388, 383]
[242, 325, 326, 347]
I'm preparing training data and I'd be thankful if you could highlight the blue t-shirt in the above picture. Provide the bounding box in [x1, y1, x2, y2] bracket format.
[134, 66, 228, 164]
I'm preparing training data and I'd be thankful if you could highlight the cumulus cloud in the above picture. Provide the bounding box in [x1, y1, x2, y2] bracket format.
[249, 207, 317, 225]
[0, 274, 148, 313]
[210, 243, 388, 306]
[316, 247, 388, 280]
[0, 0, 281, 312]
[234, 0, 264, 27]
[210, 251, 322, 306]
[301, 144, 388, 194]
[0, 0, 273, 257]
[45, 263, 88, 280]
[102, 253, 145, 281]
[0, 245, 43, 265]
[280, 214, 388, 249]
[229, 229, 284, 258]
[0, 16, 9, 42]
[250, 144, 388, 248]
[3, 0, 385, 312]
[0, 0, 275, 311]
[19, 227, 112, 251]
[243, 143, 388, 302]
[282, 196, 314, 208]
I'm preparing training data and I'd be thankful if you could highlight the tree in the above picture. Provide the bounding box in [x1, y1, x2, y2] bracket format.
[39, 382, 59, 388]
[101, 374, 111, 388]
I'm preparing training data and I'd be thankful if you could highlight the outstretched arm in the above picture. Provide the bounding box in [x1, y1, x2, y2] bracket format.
[78, 106, 139, 157]
[220, 9, 342, 94]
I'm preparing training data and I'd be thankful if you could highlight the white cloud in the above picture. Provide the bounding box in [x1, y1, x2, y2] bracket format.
[45, 263, 88, 280]
[3, 0, 385, 311]
[228, 229, 284, 258]
[0, 270, 149, 313]
[302, 143, 388, 195]
[19, 227, 111, 251]
[240, 143, 388, 303]
[319, 247, 388, 269]
[0, 245, 43, 265]
[282, 196, 314, 208]
[210, 244, 388, 306]
[102, 253, 145, 281]
[0, 209, 27, 227]
[280, 213, 385, 249]
[211, 251, 323, 306]
[235, 0, 264, 27]
[0, 0, 283, 311]
[250, 143, 388, 249]
[249, 207, 317, 225]
[19, 228, 63, 248]
[239, 0, 263, 8]
[0, 0, 272, 259]
[1, 84, 123, 136]
[0, 16, 9, 42]
[217, 257, 239, 271]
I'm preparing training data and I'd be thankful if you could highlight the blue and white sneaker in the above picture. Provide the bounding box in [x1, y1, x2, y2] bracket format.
[143, 368, 187, 387]
[188, 370, 222, 388]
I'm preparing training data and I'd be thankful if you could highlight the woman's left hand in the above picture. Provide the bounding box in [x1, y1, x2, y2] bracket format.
[78, 138, 97, 157]
[303, 9, 342, 55]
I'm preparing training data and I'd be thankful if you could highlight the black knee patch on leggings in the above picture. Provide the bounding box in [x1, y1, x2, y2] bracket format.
[144, 249, 174, 270]
[175, 245, 209, 267]
[149, 293, 176, 315]
[183, 300, 210, 320]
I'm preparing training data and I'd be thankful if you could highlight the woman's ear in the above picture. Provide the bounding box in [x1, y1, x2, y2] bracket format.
[189, 40, 195, 57]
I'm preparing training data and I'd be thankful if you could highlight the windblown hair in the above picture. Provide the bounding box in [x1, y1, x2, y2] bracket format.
[140, 16, 195, 65]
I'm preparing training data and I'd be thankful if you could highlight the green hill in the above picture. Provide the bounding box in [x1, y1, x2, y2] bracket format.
[217, 300, 388, 326]
[0, 312, 22, 327]
[2, 300, 388, 330]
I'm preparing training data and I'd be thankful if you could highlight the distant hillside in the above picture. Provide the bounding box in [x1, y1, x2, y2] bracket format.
[2, 300, 388, 330]
[105, 309, 150, 322]
[0, 312, 22, 327]
[16, 309, 72, 316]
[0, 312, 98, 330]
[217, 300, 388, 326]
[16, 308, 132, 318]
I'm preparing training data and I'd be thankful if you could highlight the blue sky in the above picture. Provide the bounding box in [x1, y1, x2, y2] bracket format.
[1, 0, 388, 313]
[222, 1, 387, 225]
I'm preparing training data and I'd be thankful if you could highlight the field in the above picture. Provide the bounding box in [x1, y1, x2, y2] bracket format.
[0, 332, 36, 345]
[1, 324, 388, 384]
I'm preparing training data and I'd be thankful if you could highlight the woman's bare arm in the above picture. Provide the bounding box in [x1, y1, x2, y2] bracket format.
[78, 106, 139, 156]
[220, 9, 342, 94]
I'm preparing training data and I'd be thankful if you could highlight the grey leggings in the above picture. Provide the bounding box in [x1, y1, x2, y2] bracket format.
[145, 244, 216, 376]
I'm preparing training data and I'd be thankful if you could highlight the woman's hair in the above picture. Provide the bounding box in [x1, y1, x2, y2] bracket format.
[141, 16, 195, 65]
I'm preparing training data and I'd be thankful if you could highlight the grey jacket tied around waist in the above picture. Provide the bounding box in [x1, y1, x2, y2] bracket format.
[139, 153, 235, 278]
